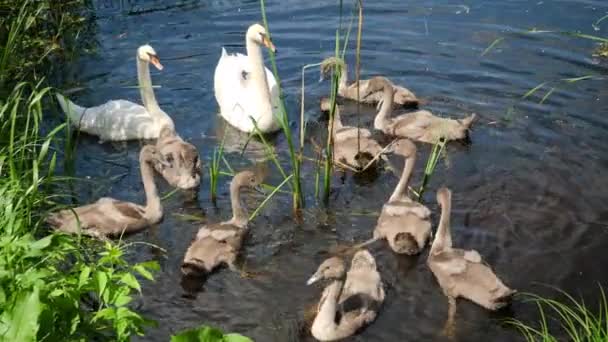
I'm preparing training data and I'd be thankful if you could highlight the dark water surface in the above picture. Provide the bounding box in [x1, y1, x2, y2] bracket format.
[56, 0, 608, 341]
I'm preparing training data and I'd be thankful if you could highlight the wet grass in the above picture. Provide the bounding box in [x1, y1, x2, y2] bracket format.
[508, 288, 608, 342]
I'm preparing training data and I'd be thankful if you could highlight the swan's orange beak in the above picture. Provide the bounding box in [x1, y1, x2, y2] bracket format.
[150, 55, 164, 71]
[262, 35, 277, 54]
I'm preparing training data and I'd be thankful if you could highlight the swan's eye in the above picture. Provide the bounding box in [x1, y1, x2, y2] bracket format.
[165, 154, 174, 165]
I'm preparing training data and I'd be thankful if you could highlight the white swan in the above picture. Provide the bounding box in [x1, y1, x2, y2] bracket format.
[214, 23, 281, 133]
[56, 44, 174, 142]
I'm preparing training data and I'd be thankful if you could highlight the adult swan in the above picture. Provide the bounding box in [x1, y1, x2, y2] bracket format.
[214, 23, 281, 133]
[56, 45, 174, 142]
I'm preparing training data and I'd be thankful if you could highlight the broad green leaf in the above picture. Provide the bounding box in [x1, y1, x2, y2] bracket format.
[224, 333, 254, 342]
[78, 266, 91, 289]
[133, 263, 155, 281]
[93, 307, 115, 322]
[120, 273, 141, 292]
[95, 271, 108, 297]
[3, 287, 41, 342]
[113, 292, 132, 307]
[170, 325, 224, 342]
[29, 234, 53, 251]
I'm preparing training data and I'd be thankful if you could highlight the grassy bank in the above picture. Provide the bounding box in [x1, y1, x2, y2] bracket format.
[0, 1, 161, 341]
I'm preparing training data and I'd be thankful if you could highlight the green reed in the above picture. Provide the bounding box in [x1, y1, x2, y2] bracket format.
[209, 128, 228, 203]
[507, 287, 608, 342]
[413, 138, 446, 201]
[322, 0, 362, 204]
[260, 0, 304, 211]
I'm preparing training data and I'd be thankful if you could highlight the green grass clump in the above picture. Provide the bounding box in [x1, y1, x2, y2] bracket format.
[0, 83, 159, 341]
[0, 0, 94, 88]
[508, 288, 608, 342]
[0, 2, 161, 341]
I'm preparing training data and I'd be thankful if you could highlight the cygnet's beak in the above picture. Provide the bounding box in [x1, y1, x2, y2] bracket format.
[149, 54, 164, 70]
[306, 273, 321, 285]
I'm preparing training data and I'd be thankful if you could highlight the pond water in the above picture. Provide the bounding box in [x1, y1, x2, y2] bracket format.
[55, 0, 608, 341]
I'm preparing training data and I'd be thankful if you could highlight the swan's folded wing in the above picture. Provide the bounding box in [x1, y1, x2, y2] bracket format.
[214, 49, 279, 127]
[340, 268, 383, 305]
[432, 250, 468, 275]
[79, 100, 154, 139]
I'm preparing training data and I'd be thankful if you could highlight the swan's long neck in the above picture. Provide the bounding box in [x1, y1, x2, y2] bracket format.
[373, 84, 394, 131]
[229, 180, 248, 228]
[246, 38, 273, 117]
[330, 105, 345, 137]
[431, 195, 452, 255]
[137, 56, 172, 129]
[388, 151, 416, 203]
[141, 159, 162, 220]
[137, 56, 161, 114]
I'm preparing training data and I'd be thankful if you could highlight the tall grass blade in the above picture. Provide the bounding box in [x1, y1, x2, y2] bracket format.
[260, 0, 303, 211]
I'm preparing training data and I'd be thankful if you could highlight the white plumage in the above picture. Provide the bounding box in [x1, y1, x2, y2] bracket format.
[56, 45, 174, 142]
[214, 23, 281, 133]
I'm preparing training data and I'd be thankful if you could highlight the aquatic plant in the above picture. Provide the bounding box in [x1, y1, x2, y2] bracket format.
[508, 287, 608, 342]
[259, 0, 304, 212]
[209, 129, 228, 203]
[171, 325, 253, 342]
[414, 138, 447, 201]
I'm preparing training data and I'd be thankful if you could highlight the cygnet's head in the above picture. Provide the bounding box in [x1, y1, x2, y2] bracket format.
[246, 23, 276, 53]
[350, 249, 378, 270]
[387, 138, 416, 158]
[367, 76, 395, 94]
[436, 187, 451, 208]
[232, 169, 264, 190]
[140, 144, 168, 165]
[154, 130, 201, 190]
[307, 257, 346, 285]
[137, 44, 163, 70]
[319, 56, 346, 80]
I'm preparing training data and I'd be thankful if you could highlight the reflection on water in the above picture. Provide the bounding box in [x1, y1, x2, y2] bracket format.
[55, 0, 608, 341]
